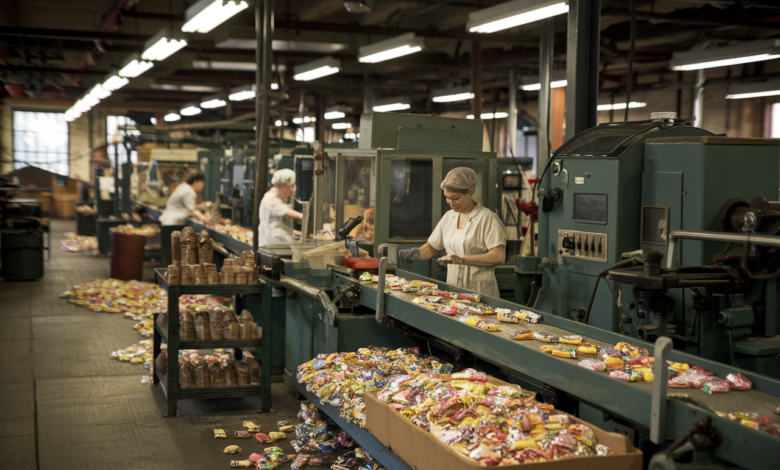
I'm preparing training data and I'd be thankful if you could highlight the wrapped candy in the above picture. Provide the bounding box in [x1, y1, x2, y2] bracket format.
[604, 356, 624, 370]
[512, 330, 534, 340]
[229, 460, 253, 468]
[533, 332, 558, 343]
[578, 359, 607, 372]
[214, 429, 227, 439]
[610, 370, 631, 381]
[437, 306, 459, 316]
[359, 272, 372, 282]
[255, 433, 275, 444]
[224, 445, 242, 454]
[234, 431, 251, 438]
[559, 335, 583, 345]
[702, 379, 731, 394]
[727, 373, 752, 391]
[496, 310, 519, 323]
[577, 343, 598, 355]
[476, 321, 501, 332]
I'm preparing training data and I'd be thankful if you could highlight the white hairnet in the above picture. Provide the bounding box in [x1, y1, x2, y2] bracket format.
[441, 167, 477, 191]
[271, 168, 296, 186]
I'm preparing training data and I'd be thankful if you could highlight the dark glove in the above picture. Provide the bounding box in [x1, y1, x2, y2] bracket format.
[398, 247, 420, 264]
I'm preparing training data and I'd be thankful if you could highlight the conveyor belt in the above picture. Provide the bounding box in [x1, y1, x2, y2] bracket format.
[332, 271, 780, 470]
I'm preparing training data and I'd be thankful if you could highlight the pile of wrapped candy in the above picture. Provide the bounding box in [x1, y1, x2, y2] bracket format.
[376, 369, 614, 465]
[60, 233, 98, 252]
[61, 279, 167, 315]
[209, 222, 254, 244]
[109, 223, 160, 236]
[297, 347, 453, 427]
[292, 402, 355, 454]
[175, 349, 261, 388]
[714, 411, 780, 438]
[110, 339, 154, 373]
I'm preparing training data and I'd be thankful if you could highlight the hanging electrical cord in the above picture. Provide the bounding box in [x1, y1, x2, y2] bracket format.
[624, 0, 637, 121]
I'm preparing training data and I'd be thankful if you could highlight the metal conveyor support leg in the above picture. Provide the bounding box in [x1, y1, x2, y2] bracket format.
[651, 336, 673, 444]
[376, 257, 388, 324]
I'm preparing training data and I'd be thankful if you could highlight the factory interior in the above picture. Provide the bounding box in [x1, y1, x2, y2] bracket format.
[2, 1, 780, 469]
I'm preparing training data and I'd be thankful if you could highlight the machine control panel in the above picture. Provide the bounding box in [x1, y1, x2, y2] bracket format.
[557, 229, 608, 262]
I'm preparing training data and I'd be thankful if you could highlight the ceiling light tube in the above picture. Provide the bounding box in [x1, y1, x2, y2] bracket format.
[726, 78, 780, 99]
[73, 99, 91, 113]
[670, 39, 780, 71]
[293, 56, 341, 81]
[164, 112, 181, 122]
[118, 54, 154, 78]
[292, 116, 317, 124]
[372, 96, 412, 113]
[520, 71, 568, 90]
[467, 0, 569, 34]
[325, 105, 349, 120]
[431, 85, 475, 103]
[200, 94, 227, 108]
[228, 84, 255, 101]
[180, 104, 202, 116]
[142, 27, 188, 61]
[596, 102, 647, 111]
[82, 94, 100, 108]
[89, 84, 112, 100]
[102, 72, 129, 92]
[332, 122, 352, 130]
[466, 112, 510, 119]
[358, 33, 425, 64]
[182, 0, 249, 34]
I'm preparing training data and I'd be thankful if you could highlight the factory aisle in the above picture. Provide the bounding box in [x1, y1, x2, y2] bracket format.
[0, 219, 300, 470]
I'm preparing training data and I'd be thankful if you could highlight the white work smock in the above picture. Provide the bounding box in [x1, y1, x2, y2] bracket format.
[428, 203, 507, 298]
[258, 188, 294, 247]
[159, 183, 196, 226]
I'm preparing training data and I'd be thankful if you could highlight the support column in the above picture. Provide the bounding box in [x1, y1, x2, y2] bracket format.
[315, 94, 325, 143]
[363, 72, 374, 113]
[252, 0, 273, 251]
[565, 0, 601, 140]
[537, 19, 553, 174]
[508, 69, 518, 157]
[471, 41, 482, 119]
[693, 69, 705, 128]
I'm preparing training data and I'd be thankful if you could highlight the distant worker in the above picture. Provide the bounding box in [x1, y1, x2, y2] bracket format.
[398, 167, 507, 298]
[258, 169, 303, 246]
[159, 173, 208, 225]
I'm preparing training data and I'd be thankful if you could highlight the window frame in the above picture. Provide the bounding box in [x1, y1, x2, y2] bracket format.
[11, 108, 71, 176]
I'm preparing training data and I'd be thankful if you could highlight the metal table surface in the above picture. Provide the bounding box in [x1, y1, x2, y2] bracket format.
[332, 270, 780, 470]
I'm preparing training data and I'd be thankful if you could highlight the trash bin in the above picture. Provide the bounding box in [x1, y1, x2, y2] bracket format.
[110, 232, 146, 281]
[1, 230, 44, 280]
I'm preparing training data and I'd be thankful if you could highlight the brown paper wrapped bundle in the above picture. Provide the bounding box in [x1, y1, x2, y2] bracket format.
[179, 314, 195, 340]
[219, 272, 226, 284]
[198, 230, 213, 265]
[180, 265, 193, 284]
[223, 311, 240, 339]
[171, 231, 182, 266]
[167, 265, 180, 285]
[235, 273, 247, 285]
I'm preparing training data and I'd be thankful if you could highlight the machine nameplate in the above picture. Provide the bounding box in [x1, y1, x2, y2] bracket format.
[557, 229, 608, 262]
[575, 177, 584, 184]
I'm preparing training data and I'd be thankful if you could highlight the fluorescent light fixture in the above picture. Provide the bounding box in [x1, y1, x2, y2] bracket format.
[149, 83, 223, 93]
[467, 0, 569, 34]
[182, 0, 249, 34]
[164, 112, 181, 122]
[142, 27, 188, 61]
[118, 54, 154, 78]
[293, 56, 341, 81]
[596, 102, 647, 111]
[726, 78, 780, 99]
[358, 33, 425, 64]
[102, 73, 129, 92]
[151, 117, 157, 125]
[292, 116, 317, 124]
[89, 84, 111, 100]
[200, 94, 227, 108]
[193, 60, 258, 72]
[228, 84, 255, 101]
[671, 39, 780, 71]
[73, 99, 91, 113]
[467, 112, 510, 119]
[65, 109, 81, 122]
[180, 104, 202, 116]
[431, 85, 475, 103]
[325, 105, 349, 120]
[215, 28, 347, 53]
[332, 122, 352, 130]
[373, 97, 412, 113]
[82, 94, 100, 108]
[520, 71, 568, 90]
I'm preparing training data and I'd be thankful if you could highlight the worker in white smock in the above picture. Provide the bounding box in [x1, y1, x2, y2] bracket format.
[398, 167, 507, 298]
[159, 173, 208, 225]
[258, 169, 303, 246]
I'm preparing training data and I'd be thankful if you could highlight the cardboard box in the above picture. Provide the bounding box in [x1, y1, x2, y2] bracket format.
[364, 380, 642, 470]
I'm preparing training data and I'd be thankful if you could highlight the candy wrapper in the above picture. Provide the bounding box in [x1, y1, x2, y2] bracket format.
[578, 359, 607, 372]
[359, 272, 372, 282]
[610, 370, 631, 381]
[496, 309, 519, 323]
[533, 332, 558, 343]
[577, 343, 598, 355]
[224, 445, 242, 454]
[512, 330, 533, 340]
[702, 379, 731, 394]
[559, 335, 583, 345]
[476, 321, 501, 332]
[229, 460, 253, 468]
[256, 433, 275, 444]
[727, 373, 752, 391]
[214, 428, 227, 439]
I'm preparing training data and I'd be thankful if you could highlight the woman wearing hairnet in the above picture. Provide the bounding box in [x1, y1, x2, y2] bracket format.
[399, 167, 506, 298]
[258, 169, 303, 246]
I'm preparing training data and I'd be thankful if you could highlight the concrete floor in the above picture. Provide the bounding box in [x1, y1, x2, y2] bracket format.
[0, 219, 303, 470]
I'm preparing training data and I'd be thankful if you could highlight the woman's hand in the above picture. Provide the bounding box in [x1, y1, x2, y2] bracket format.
[437, 254, 465, 265]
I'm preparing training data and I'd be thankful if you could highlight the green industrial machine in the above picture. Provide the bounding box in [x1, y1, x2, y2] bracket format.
[525, 119, 780, 377]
